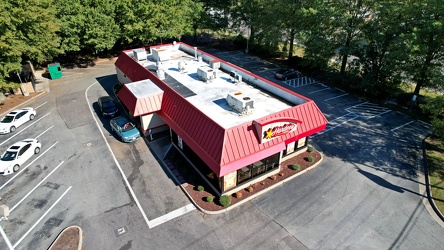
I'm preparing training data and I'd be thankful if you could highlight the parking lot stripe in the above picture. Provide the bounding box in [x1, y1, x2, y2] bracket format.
[0, 141, 58, 190]
[391, 121, 415, 132]
[86, 80, 152, 228]
[0, 112, 50, 147]
[148, 204, 196, 228]
[35, 125, 54, 139]
[324, 93, 349, 101]
[12, 186, 72, 249]
[309, 87, 330, 94]
[35, 102, 47, 109]
[10, 161, 65, 212]
[417, 120, 432, 127]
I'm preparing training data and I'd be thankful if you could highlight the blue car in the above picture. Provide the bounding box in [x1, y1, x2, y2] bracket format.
[110, 116, 140, 142]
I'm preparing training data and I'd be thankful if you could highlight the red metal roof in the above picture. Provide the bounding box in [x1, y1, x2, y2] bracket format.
[117, 81, 163, 116]
[115, 47, 327, 177]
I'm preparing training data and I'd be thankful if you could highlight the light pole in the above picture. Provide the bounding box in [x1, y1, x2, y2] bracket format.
[0, 205, 13, 250]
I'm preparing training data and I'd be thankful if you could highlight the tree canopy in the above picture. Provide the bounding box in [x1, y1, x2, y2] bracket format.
[0, 0, 442, 106]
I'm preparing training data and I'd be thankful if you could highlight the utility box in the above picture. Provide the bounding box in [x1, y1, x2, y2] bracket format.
[48, 63, 62, 80]
[0, 204, 9, 218]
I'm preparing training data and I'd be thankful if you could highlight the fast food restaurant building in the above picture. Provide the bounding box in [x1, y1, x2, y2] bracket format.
[115, 42, 327, 196]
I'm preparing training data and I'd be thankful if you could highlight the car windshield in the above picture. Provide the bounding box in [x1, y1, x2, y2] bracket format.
[1, 115, 14, 123]
[102, 100, 115, 108]
[121, 122, 135, 132]
[1, 151, 16, 161]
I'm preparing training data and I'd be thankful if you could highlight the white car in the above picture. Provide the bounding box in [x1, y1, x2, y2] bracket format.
[0, 107, 36, 134]
[0, 139, 41, 175]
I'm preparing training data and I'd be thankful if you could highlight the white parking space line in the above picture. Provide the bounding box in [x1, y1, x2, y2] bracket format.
[35, 125, 54, 139]
[0, 141, 58, 190]
[418, 120, 432, 127]
[13, 186, 72, 249]
[10, 161, 64, 212]
[311, 113, 359, 137]
[391, 121, 415, 132]
[148, 204, 196, 228]
[0, 112, 50, 147]
[345, 102, 391, 119]
[34, 102, 47, 109]
[86, 80, 153, 228]
[87, 80, 196, 229]
[324, 93, 349, 101]
[309, 87, 330, 94]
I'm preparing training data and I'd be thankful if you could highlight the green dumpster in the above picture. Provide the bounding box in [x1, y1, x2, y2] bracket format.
[48, 63, 62, 80]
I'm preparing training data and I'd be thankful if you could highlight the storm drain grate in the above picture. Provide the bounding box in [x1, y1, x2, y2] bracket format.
[114, 226, 129, 237]
[44, 182, 61, 190]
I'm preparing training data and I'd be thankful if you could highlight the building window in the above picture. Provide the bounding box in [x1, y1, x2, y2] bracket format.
[236, 152, 280, 185]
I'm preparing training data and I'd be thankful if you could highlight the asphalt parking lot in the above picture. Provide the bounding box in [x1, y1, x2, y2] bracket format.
[200, 48, 444, 249]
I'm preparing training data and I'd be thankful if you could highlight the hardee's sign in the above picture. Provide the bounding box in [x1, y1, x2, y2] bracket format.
[254, 118, 301, 143]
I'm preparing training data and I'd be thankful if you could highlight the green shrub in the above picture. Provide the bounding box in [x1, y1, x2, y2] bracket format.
[307, 156, 314, 162]
[219, 195, 231, 207]
[197, 185, 204, 192]
[206, 196, 213, 202]
[291, 164, 300, 171]
[307, 146, 315, 153]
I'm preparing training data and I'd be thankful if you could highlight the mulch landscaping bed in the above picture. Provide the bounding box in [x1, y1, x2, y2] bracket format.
[168, 148, 322, 212]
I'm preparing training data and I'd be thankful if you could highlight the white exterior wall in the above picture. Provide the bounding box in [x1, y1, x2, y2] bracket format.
[116, 67, 132, 84]
[141, 113, 167, 132]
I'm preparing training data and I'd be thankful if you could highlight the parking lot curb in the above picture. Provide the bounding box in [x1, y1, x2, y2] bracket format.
[192, 152, 325, 215]
[48, 225, 83, 250]
[0, 91, 47, 118]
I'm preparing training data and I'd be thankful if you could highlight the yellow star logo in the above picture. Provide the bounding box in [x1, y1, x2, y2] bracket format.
[264, 128, 273, 139]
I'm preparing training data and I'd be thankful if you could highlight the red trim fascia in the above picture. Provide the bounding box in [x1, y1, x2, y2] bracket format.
[157, 111, 223, 175]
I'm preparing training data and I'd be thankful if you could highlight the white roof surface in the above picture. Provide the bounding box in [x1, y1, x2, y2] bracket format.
[131, 49, 292, 128]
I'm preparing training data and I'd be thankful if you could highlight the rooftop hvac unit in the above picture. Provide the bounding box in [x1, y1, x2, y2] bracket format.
[197, 66, 217, 83]
[152, 48, 170, 62]
[133, 48, 147, 61]
[226, 91, 254, 113]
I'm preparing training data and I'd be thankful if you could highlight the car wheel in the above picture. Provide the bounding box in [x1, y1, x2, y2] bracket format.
[30, 114, 35, 120]
[34, 147, 40, 154]
[10, 126, 16, 132]
[13, 164, 20, 172]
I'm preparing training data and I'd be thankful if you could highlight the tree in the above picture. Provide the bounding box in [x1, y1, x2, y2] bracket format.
[404, 0, 444, 99]
[192, 0, 230, 43]
[115, 0, 202, 46]
[57, 0, 119, 55]
[0, 0, 61, 87]
[421, 96, 444, 138]
[357, 1, 409, 98]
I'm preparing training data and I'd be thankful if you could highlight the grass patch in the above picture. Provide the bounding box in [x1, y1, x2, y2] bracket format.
[426, 136, 444, 213]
